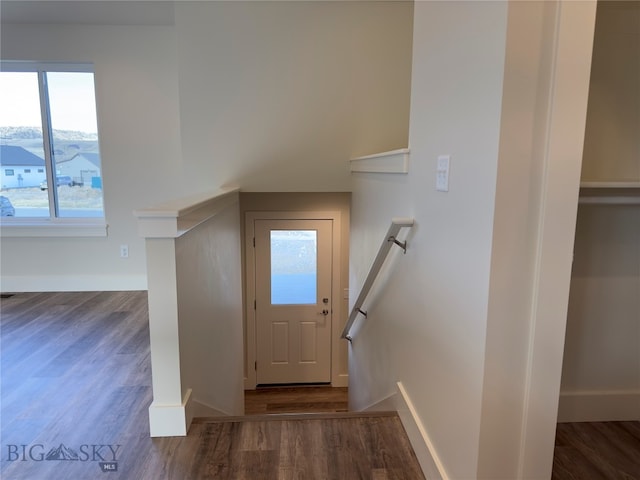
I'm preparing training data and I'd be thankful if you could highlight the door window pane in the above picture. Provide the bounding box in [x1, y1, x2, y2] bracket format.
[271, 230, 317, 305]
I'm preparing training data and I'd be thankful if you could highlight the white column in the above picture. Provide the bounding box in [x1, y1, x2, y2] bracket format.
[145, 238, 191, 437]
[135, 188, 240, 437]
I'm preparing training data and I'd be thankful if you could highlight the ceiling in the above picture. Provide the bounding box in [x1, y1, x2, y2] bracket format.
[0, 1, 176, 26]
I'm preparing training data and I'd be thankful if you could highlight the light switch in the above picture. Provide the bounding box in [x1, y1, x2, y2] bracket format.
[436, 155, 450, 192]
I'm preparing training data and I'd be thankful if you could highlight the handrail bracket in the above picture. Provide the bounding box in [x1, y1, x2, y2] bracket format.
[341, 217, 414, 341]
[388, 235, 407, 254]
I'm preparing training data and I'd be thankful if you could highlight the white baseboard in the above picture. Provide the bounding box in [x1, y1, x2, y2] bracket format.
[557, 389, 640, 422]
[190, 399, 229, 418]
[395, 382, 448, 480]
[333, 373, 349, 388]
[149, 388, 192, 437]
[361, 391, 397, 412]
[0, 274, 147, 292]
[244, 376, 255, 391]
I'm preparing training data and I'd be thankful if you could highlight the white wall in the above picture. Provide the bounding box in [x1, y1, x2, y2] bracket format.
[0, 1, 413, 291]
[177, 201, 244, 416]
[349, 3, 508, 477]
[0, 21, 183, 291]
[477, 2, 556, 475]
[349, 1, 596, 478]
[174, 1, 413, 193]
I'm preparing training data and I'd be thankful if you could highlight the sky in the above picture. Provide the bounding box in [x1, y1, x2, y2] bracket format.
[0, 71, 98, 133]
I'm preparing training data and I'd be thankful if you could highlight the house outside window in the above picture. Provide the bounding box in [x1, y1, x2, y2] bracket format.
[0, 62, 104, 227]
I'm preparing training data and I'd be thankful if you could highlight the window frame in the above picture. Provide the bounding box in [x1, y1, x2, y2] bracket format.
[0, 61, 107, 237]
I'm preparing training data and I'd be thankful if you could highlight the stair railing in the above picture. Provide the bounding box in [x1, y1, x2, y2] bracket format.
[341, 217, 414, 342]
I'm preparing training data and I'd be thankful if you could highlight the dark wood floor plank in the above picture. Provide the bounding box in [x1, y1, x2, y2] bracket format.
[189, 422, 235, 479]
[279, 419, 331, 480]
[245, 385, 348, 415]
[230, 449, 280, 480]
[553, 421, 640, 480]
[237, 420, 281, 452]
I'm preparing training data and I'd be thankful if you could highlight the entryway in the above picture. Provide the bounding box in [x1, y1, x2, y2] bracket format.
[242, 194, 350, 392]
[253, 218, 333, 384]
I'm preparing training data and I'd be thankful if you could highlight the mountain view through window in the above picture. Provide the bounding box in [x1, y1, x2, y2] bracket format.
[0, 65, 103, 219]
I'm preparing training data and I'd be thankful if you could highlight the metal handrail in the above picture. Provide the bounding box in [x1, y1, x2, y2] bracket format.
[341, 217, 414, 342]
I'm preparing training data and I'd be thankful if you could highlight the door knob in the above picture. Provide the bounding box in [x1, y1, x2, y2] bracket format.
[322, 309, 329, 316]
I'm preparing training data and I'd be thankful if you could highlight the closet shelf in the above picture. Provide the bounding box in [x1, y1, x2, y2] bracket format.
[579, 182, 640, 205]
[580, 181, 640, 188]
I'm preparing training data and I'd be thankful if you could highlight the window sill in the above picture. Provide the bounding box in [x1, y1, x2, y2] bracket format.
[0, 219, 108, 237]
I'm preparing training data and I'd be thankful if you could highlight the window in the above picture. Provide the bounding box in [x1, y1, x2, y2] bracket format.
[0, 62, 104, 227]
[270, 230, 318, 305]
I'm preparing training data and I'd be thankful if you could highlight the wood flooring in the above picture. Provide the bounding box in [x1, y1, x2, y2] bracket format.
[552, 421, 640, 480]
[0, 291, 423, 480]
[155, 413, 424, 480]
[3, 291, 639, 479]
[244, 386, 348, 415]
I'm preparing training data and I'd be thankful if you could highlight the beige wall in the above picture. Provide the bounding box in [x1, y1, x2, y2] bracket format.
[561, 206, 640, 421]
[560, 0, 640, 422]
[176, 202, 244, 416]
[0, 1, 412, 291]
[581, 1, 640, 182]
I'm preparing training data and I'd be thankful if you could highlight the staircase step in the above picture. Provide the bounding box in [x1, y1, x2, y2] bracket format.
[193, 410, 398, 424]
[187, 411, 425, 479]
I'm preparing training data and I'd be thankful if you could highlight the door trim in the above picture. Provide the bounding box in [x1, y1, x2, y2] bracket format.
[244, 210, 345, 390]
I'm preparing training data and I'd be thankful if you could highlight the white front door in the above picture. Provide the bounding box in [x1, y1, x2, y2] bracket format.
[254, 219, 332, 384]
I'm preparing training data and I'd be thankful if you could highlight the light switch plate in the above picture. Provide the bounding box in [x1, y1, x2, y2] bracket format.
[436, 155, 450, 192]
